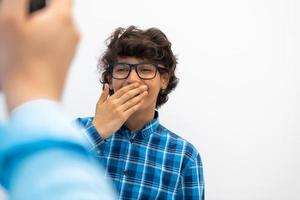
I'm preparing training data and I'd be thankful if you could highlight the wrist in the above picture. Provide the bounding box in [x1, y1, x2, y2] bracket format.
[1, 76, 63, 114]
[92, 119, 110, 139]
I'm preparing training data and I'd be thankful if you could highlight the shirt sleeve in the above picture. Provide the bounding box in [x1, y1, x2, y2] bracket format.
[176, 152, 205, 200]
[76, 117, 107, 148]
[0, 100, 116, 200]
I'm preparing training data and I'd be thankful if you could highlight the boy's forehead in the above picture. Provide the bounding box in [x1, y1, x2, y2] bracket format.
[117, 57, 148, 63]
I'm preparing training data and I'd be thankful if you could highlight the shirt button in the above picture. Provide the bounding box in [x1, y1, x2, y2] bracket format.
[129, 138, 134, 143]
[123, 170, 127, 175]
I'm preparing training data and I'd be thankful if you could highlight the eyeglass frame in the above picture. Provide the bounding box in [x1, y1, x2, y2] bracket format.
[109, 62, 169, 80]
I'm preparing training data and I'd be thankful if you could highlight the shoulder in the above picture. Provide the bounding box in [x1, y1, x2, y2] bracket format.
[156, 124, 201, 162]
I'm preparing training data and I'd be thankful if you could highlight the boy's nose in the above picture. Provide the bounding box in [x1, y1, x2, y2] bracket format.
[126, 68, 141, 82]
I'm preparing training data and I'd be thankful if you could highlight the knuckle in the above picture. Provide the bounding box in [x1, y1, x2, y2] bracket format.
[132, 106, 138, 112]
[131, 89, 138, 96]
[121, 87, 127, 93]
[124, 92, 131, 99]
[130, 98, 138, 104]
[139, 87, 145, 92]
[119, 87, 126, 92]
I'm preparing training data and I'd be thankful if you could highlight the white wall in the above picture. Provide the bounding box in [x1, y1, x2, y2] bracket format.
[1, 0, 299, 199]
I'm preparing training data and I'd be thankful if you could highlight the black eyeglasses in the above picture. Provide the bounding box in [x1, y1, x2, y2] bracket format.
[111, 63, 168, 80]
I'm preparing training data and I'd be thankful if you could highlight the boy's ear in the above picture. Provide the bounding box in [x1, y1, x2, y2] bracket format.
[160, 72, 170, 90]
[106, 74, 113, 90]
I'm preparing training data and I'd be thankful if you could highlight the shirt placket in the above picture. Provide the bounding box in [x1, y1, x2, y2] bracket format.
[119, 129, 138, 196]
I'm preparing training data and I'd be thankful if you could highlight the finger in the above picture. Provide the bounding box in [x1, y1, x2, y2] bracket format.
[0, 0, 30, 20]
[120, 91, 148, 112]
[117, 85, 148, 105]
[112, 83, 140, 99]
[123, 99, 145, 118]
[97, 84, 109, 104]
[48, 0, 72, 15]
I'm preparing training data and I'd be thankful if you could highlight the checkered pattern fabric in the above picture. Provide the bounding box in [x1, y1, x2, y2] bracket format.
[76, 112, 204, 200]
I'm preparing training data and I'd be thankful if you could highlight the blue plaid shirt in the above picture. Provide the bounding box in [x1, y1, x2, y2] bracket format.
[76, 112, 204, 200]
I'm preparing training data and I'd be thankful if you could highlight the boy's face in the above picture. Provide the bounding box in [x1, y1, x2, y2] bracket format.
[110, 57, 169, 112]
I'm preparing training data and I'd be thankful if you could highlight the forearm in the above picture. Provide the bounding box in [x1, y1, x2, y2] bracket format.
[1, 67, 65, 113]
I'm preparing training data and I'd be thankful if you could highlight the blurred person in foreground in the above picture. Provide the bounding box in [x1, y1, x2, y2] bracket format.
[0, 0, 115, 199]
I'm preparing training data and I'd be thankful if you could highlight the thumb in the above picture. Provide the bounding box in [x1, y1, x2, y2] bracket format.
[98, 83, 109, 104]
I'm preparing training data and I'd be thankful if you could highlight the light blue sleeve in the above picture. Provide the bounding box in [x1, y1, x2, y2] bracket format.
[0, 100, 116, 200]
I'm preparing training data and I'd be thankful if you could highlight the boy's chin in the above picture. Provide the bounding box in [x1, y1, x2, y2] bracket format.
[136, 101, 155, 113]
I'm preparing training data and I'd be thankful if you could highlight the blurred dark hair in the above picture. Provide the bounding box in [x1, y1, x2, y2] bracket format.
[98, 26, 179, 108]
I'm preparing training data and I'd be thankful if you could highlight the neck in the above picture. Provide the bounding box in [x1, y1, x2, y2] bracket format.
[125, 108, 156, 132]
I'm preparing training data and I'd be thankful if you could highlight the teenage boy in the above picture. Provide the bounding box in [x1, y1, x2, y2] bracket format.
[0, 0, 115, 199]
[77, 26, 205, 199]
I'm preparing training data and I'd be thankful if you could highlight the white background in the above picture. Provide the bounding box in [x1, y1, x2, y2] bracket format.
[0, 0, 299, 199]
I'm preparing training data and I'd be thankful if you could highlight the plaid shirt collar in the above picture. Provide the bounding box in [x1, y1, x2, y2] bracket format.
[116, 111, 159, 140]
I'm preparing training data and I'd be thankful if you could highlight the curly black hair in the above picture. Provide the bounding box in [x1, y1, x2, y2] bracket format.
[98, 26, 179, 108]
